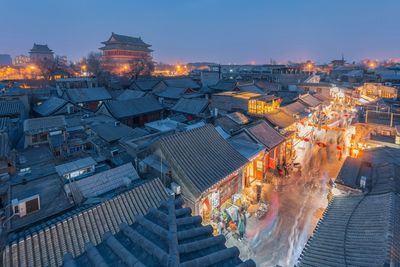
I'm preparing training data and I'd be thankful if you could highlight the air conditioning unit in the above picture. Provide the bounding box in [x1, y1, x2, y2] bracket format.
[170, 182, 181, 195]
[115, 121, 121, 126]
[110, 148, 119, 157]
[12, 195, 40, 217]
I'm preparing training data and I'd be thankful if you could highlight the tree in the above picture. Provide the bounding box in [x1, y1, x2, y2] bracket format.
[125, 59, 154, 80]
[86, 52, 102, 76]
[36, 58, 57, 80]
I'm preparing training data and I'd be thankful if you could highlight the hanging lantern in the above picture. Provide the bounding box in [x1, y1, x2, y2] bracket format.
[304, 138, 310, 142]
[337, 145, 342, 150]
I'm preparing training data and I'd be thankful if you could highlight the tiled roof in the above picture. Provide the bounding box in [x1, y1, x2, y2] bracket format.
[209, 80, 237, 91]
[2, 179, 169, 267]
[297, 192, 400, 267]
[155, 87, 188, 99]
[227, 112, 250, 125]
[64, 197, 256, 267]
[263, 110, 296, 129]
[336, 147, 400, 194]
[171, 98, 209, 115]
[116, 90, 146, 100]
[66, 87, 112, 103]
[0, 117, 10, 131]
[282, 100, 308, 117]
[30, 43, 53, 53]
[215, 116, 244, 134]
[91, 121, 141, 142]
[105, 96, 163, 119]
[33, 96, 68, 116]
[163, 77, 200, 89]
[298, 94, 322, 108]
[70, 163, 140, 198]
[55, 157, 97, 177]
[246, 121, 286, 150]
[0, 132, 10, 158]
[0, 100, 24, 117]
[131, 79, 161, 91]
[103, 33, 151, 46]
[24, 115, 67, 134]
[157, 124, 248, 198]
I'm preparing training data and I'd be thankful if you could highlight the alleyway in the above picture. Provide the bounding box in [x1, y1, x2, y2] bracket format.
[226, 130, 346, 267]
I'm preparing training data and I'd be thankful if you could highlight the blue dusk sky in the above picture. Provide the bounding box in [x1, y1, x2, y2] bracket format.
[1, 0, 399, 64]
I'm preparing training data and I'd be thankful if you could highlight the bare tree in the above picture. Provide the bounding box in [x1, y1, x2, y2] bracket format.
[37, 58, 57, 80]
[125, 59, 154, 80]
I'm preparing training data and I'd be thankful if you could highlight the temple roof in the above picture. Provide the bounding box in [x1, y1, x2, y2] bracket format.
[29, 43, 53, 54]
[100, 32, 153, 52]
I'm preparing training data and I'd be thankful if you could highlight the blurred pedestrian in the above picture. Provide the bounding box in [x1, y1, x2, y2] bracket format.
[238, 213, 245, 240]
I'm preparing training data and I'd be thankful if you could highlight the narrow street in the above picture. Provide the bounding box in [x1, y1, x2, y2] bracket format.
[227, 125, 347, 267]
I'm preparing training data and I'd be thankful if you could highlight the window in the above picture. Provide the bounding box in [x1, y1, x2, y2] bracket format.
[256, 161, 263, 171]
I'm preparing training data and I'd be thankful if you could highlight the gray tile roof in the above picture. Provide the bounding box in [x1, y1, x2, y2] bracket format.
[263, 109, 296, 129]
[282, 100, 309, 117]
[131, 79, 161, 91]
[227, 112, 250, 125]
[297, 192, 400, 267]
[33, 96, 68, 116]
[65, 197, 256, 267]
[0, 100, 24, 117]
[157, 124, 248, 198]
[70, 163, 140, 198]
[116, 90, 146, 100]
[336, 147, 400, 194]
[155, 87, 189, 99]
[91, 121, 141, 142]
[2, 179, 169, 267]
[105, 96, 163, 119]
[66, 87, 112, 103]
[298, 94, 322, 108]
[0, 117, 10, 131]
[209, 80, 237, 91]
[0, 132, 10, 158]
[30, 43, 53, 53]
[163, 77, 200, 89]
[24, 115, 67, 134]
[171, 98, 209, 115]
[246, 121, 286, 150]
[55, 157, 97, 177]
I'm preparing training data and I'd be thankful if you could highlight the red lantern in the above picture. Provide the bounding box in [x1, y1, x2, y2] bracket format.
[304, 138, 310, 142]
[337, 145, 342, 150]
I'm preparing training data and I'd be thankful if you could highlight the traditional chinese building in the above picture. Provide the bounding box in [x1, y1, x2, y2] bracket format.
[29, 43, 54, 63]
[100, 32, 153, 73]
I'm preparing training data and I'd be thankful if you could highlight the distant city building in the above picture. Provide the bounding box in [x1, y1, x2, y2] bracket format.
[0, 54, 12, 66]
[29, 43, 54, 63]
[100, 32, 153, 72]
[13, 55, 30, 66]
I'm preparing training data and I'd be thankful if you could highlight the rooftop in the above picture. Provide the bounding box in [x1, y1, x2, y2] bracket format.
[65, 87, 112, 103]
[23, 115, 67, 134]
[3, 179, 169, 267]
[66, 198, 255, 267]
[29, 43, 53, 54]
[171, 98, 209, 116]
[297, 192, 400, 267]
[67, 163, 140, 199]
[91, 121, 141, 142]
[33, 96, 68, 117]
[55, 157, 97, 177]
[104, 96, 163, 119]
[157, 124, 248, 198]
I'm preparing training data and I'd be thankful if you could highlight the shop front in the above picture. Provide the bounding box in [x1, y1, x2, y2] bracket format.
[199, 170, 243, 225]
